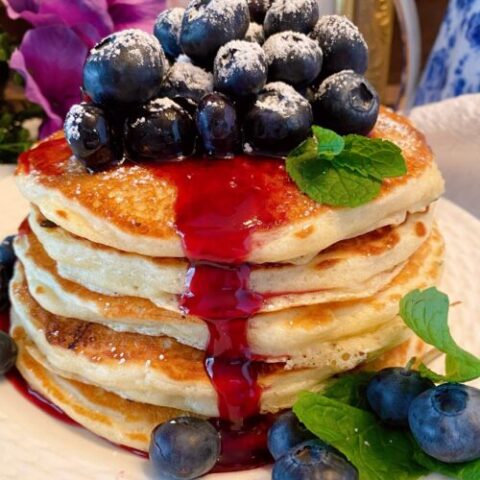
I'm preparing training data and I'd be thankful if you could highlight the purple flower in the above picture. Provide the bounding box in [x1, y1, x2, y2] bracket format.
[3, 0, 165, 137]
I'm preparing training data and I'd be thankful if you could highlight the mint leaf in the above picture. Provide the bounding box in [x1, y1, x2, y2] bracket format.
[414, 450, 480, 480]
[399, 288, 480, 382]
[323, 372, 375, 409]
[333, 136, 407, 181]
[288, 136, 318, 163]
[312, 126, 345, 157]
[294, 392, 427, 480]
[286, 153, 382, 208]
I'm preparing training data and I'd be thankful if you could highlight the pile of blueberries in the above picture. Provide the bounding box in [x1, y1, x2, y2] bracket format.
[65, 0, 380, 172]
[0, 236, 18, 376]
[148, 366, 480, 480]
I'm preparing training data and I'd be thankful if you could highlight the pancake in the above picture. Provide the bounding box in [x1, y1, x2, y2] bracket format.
[11, 265, 426, 417]
[28, 205, 435, 311]
[12, 325, 192, 451]
[12, 321, 427, 452]
[14, 227, 444, 366]
[15, 109, 444, 263]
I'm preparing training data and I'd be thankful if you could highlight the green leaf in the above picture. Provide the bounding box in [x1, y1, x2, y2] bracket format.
[293, 392, 427, 480]
[312, 126, 345, 157]
[399, 288, 480, 382]
[323, 372, 375, 410]
[287, 154, 382, 208]
[414, 450, 480, 480]
[333, 136, 407, 181]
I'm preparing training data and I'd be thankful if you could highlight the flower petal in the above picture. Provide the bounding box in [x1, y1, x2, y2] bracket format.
[108, 0, 164, 32]
[2, 0, 113, 44]
[10, 25, 88, 137]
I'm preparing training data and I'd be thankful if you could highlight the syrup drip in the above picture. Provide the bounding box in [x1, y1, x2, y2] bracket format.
[153, 157, 288, 424]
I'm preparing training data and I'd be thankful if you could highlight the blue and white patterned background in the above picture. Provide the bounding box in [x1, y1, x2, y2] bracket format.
[415, 0, 480, 106]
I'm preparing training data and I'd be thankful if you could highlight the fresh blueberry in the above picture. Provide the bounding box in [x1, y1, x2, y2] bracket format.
[311, 15, 368, 77]
[244, 22, 265, 45]
[264, 0, 319, 37]
[125, 98, 196, 160]
[273, 440, 358, 480]
[154, 8, 185, 59]
[366, 368, 435, 427]
[83, 29, 167, 106]
[180, 0, 250, 67]
[409, 383, 480, 463]
[214, 40, 267, 97]
[64, 103, 117, 172]
[149, 416, 220, 479]
[0, 236, 16, 271]
[264, 31, 323, 88]
[244, 82, 313, 155]
[0, 332, 17, 375]
[312, 70, 379, 136]
[0, 264, 10, 312]
[160, 62, 214, 104]
[247, 0, 272, 23]
[196, 92, 240, 157]
[268, 411, 317, 460]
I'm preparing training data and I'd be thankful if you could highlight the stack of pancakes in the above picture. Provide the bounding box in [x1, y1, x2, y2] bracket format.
[9, 109, 445, 451]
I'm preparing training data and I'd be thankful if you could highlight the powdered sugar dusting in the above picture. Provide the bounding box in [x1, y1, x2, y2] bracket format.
[148, 97, 180, 112]
[184, 0, 248, 27]
[89, 29, 164, 68]
[263, 31, 321, 63]
[316, 69, 355, 97]
[313, 15, 367, 53]
[267, 0, 316, 15]
[244, 22, 265, 44]
[64, 105, 86, 141]
[257, 82, 310, 115]
[163, 62, 213, 94]
[157, 7, 184, 26]
[215, 40, 266, 83]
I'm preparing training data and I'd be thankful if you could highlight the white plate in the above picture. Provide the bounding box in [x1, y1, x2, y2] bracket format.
[0, 173, 479, 480]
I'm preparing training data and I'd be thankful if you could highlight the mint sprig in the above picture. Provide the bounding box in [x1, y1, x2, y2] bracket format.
[286, 127, 407, 208]
[399, 288, 480, 383]
[294, 383, 480, 480]
[294, 392, 427, 480]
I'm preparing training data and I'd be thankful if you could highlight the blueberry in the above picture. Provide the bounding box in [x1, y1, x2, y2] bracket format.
[264, 0, 319, 37]
[149, 416, 220, 479]
[159, 62, 214, 104]
[244, 82, 313, 155]
[264, 31, 323, 88]
[247, 0, 272, 23]
[180, 0, 250, 67]
[65, 103, 110, 158]
[409, 383, 480, 463]
[0, 236, 16, 271]
[83, 29, 167, 106]
[196, 92, 241, 158]
[0, 332, 17, 375]
[312, 70, 379, 136]
[268, 411, 316, 460]
[273, 440, 358, 480]
[214, 40, 267, 97]
[311, 15, 368, 77]
[366, 368, 434, 427]
[154, 8, 185, 59]
[244, 22, 265, 45]
[125, 98, 196, 160]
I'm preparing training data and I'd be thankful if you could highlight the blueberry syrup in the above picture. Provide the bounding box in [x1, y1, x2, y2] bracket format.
[0, 310, 77, 426]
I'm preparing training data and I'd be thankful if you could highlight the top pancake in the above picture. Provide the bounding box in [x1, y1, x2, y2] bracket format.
[15, 108, 444, 263]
